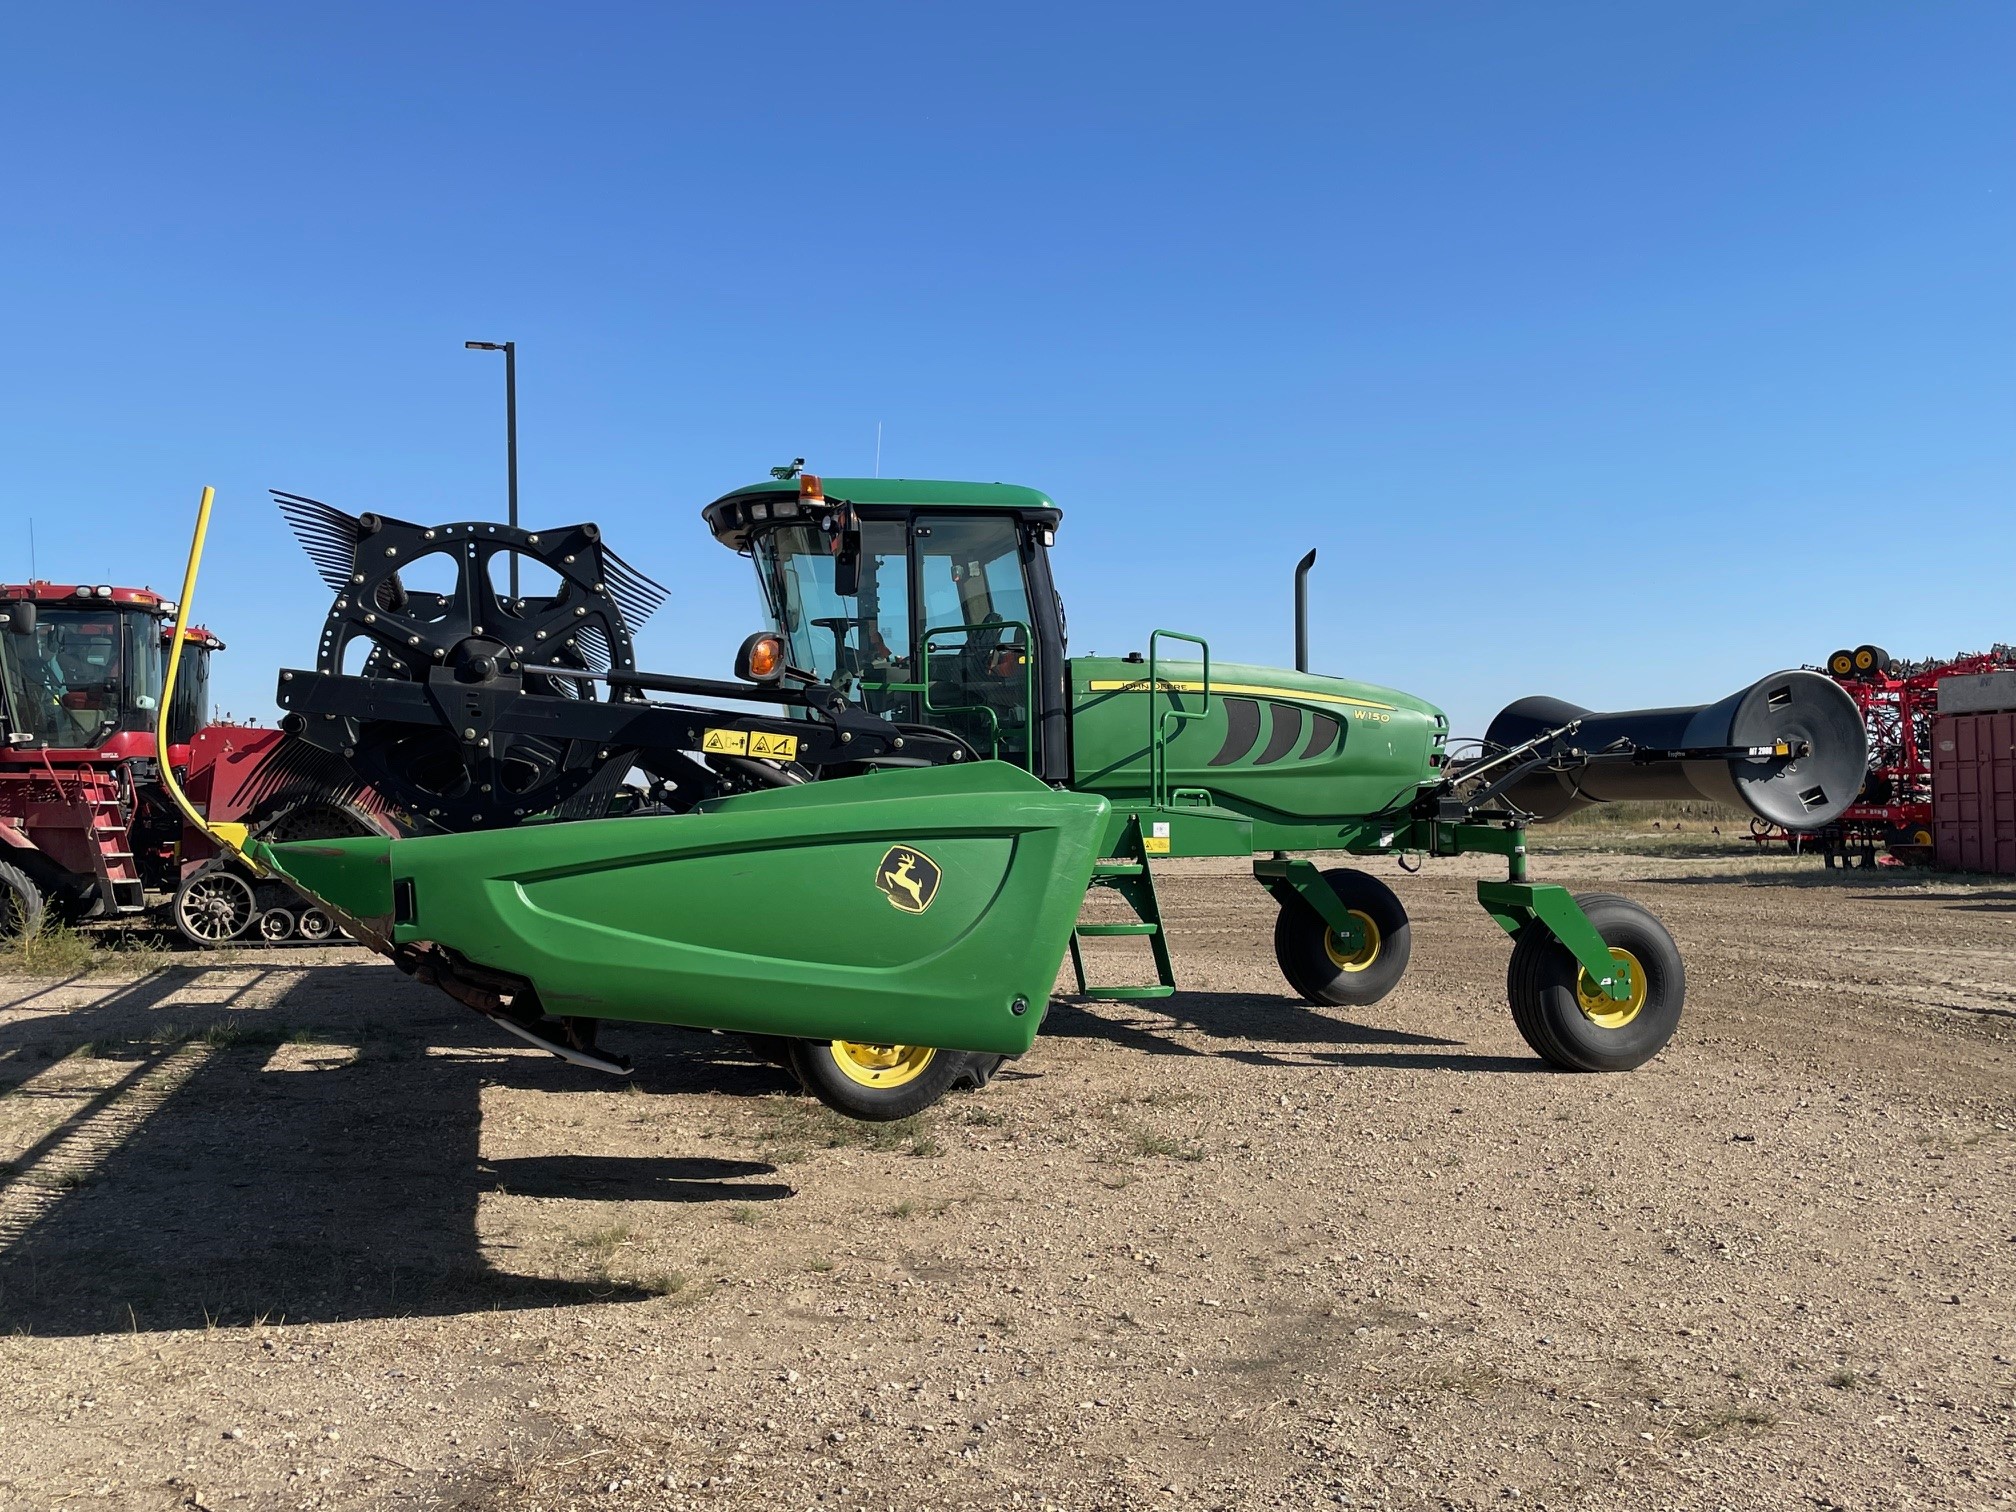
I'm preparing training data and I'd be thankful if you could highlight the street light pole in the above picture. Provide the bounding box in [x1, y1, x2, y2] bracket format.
[465, 340, 519, 598]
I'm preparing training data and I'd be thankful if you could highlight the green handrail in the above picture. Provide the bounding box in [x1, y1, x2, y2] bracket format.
[857, 619, 1036, 768]
[1146, 629, 1210, 809]
[926, 620, 1034, 766]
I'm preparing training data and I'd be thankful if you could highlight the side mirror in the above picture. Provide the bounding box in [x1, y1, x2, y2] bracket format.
[734, 631, 787, 685]
[821, 503, 861, 597]
[2, 601, 34, 635]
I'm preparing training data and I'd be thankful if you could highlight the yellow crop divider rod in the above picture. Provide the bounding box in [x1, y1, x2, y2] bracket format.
[155, 485, 261, 872]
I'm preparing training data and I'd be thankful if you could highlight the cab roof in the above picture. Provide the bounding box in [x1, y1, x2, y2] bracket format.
[703, 476, 1059, 551]
[3, 581, 172, 609]
[0, 583, 222, 646]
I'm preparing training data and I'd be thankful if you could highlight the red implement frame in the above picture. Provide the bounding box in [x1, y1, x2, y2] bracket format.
[1749, 645, 2016, 867]
[2, 578, 394, 937]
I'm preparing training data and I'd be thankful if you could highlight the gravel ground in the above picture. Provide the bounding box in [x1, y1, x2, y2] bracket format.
[1, 849, 2011, 1511]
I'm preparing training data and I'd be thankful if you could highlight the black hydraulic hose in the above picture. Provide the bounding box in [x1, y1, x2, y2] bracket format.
[712, 755, 808, 788]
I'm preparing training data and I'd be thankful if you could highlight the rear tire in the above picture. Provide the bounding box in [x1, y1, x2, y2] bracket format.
[1271, 868, 1412, 1008]
[784, 1039, 999, 1122]
[1506, 892, 1684, 1071]
[173, 868, 257, 946]
[0, 861, 46, 943]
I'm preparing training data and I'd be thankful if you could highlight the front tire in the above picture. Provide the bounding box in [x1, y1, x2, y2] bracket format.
[1506, 892, 1684, 1071]
[784, 1040, 1000, 1122]
[1272, 868, 1412, 1008]
[0, 861, 46, 943]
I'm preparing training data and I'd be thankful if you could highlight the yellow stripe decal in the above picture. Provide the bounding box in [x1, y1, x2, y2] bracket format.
[1085, 678, 1396, 711]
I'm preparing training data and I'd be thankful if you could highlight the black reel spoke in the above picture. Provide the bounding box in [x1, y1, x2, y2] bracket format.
[277, 492, 666, 829]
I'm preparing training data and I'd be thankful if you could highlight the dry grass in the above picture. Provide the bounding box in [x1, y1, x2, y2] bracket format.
[0, 924, 100, 977]
[750, 1100, 943, 1164]
[1124, 1129, 1205, 1162]
[1532, 799, 1769, 858]
[888, 1197, 953, 1219]
[572, 1223, 635, 1255]
[46, 1020, 338, 1062]
[0, 923, 176, 978]
[1551, 800, 1751, 830]
[1679, 1405, 1779, 1440]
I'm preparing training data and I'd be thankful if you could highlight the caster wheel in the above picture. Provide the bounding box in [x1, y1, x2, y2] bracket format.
[1827, 648, 1856, 678]
[1507, 893, 1685, 1071]
[1271, 867, 1412, 1008]
[1853, 644, 1891, 678]
[783, 1040, 1000, 1122]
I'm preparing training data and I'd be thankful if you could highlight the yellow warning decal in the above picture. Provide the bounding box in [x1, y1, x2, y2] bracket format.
[1144, 835, 1171, 855]
[703, 727, 801, 760]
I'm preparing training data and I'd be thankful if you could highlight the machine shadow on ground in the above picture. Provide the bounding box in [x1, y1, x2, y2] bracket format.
[0, 959, 794, 1338]
[1044, 990, 1537, 1076]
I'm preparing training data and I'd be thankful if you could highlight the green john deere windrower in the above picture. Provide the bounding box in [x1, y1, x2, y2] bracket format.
[169, 471, 1865, 1119]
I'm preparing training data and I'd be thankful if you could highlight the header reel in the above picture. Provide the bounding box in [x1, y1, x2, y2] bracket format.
[278, 491, 667, 827]
[273, 492, 974, 829]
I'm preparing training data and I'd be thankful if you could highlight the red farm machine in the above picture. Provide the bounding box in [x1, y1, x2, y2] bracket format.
[0, 580, 393, 946]
[1748, 641, 2016, 867]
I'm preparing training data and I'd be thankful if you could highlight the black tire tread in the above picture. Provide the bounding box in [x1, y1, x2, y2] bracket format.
[784, 1040, 986, 1122]
[1506, 892, 1683, 1072]
[0, 860, 46, 942]
[1271, 910, 1325, 1001]
[1271, 868, 1413, 1009]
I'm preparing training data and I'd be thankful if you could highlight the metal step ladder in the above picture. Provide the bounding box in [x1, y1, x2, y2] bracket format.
[1068, 815, 1176, 1001]
[86, 783, 147, 914]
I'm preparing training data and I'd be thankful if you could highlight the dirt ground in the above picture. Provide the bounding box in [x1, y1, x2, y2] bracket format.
[1, 849, 2012, 1512]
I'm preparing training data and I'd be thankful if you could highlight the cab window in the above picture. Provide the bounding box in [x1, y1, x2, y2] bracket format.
[759, 520, 911, 723]
[914, 517, 1034, 764]
[2, 608, 131, 747]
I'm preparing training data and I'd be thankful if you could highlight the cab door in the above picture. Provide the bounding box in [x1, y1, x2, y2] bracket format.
[909, 516, 1040, 770]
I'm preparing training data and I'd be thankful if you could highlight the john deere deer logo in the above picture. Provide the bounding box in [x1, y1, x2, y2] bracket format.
[875, 846, 941, 914]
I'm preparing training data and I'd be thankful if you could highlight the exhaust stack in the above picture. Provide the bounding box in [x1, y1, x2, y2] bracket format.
[1293, 549, 1316, 673]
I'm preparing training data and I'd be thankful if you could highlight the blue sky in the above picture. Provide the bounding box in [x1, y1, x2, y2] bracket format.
[1, 2, 2009, 734]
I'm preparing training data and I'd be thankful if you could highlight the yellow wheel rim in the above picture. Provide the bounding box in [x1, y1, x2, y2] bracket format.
[1576, 946, 1647, 1030]
[1830, 654, 1854, 676]
[1322, 909, 1382, 972]
[829, 1041, 936, 1088]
